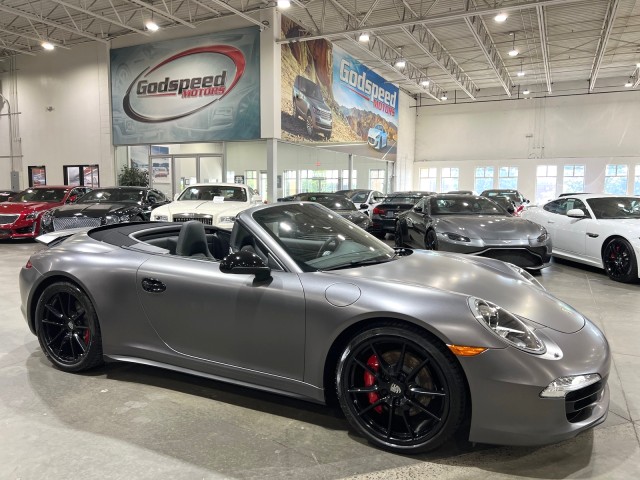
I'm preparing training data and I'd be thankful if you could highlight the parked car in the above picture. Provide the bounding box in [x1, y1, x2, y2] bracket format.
[292, 75, 332, 139]
[367, 124, 388, 150]
[278, 192, 371, 231]
[40, 187, 169, 233]
[150, 183, 262, 229]
[21, 202, 610, 454]
[480, 189, 529, 215]
[491, 195, 517, 215]
[395, 194, 551, 270]
[335, 189, 385, 216]
[370, 191, 435, 238]
[0, 190, 18, 202]
[0, 186, 90, 239]
[521, 194, 640, 282]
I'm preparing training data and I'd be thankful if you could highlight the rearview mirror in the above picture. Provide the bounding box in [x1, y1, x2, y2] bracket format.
[567, 208, 586, 218]
[220, 250, 271, 281]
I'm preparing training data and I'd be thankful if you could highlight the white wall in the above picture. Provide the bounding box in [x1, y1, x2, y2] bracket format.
[414, 89, 640, 201]
[395, 91, 416, 190]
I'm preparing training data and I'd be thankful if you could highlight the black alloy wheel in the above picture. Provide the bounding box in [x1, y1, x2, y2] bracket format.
[394, 222, 404, 248]
[35, 282, 103, 372]
[602, 237, 637, 283]
[425, 229, 438, 250]
[306, 112, 314, 137]
[336, 325, 466, 454]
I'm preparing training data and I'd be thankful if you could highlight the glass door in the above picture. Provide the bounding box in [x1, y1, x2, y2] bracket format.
[149, 156, 173, 198]
[199, 156, 223, 184]
[173, 156, 198, 197]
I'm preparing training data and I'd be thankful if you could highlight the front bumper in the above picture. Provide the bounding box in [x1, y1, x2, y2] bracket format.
[0, 218, 39, 239]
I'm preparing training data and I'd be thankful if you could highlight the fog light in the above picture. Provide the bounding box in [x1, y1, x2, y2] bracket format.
[540, 374, 601, 398]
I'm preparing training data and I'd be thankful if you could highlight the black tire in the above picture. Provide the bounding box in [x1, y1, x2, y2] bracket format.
[373, 231, 386, 239]
[292, 98, 297, 119]
[336, 325, 467, 454]
[395, 222, 404, 247]
[425, 229, 438, 250]
[325, 130, 332, 140]
[602, 237, 637, 283]
[306, 112, 314, 137]
[35, 282, 103, 372]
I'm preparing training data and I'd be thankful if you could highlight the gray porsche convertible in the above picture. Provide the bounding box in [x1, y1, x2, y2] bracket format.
[20, 202, 609, 454]
[395, 194, 552, 269]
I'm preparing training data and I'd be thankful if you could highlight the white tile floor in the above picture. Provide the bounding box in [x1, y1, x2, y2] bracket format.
[0, 240, 638, 479]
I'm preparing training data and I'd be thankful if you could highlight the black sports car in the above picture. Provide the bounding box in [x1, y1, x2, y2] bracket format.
[370, 191, 435, 238]
[395, 194, 552, 269]
[41, 186, 170, 233]
[278, 193, 372, 231]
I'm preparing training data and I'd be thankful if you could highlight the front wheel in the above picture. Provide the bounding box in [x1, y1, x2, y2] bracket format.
[336, 325, 467, 454]
[602, 237, 637, 283]
[306, 112, 314, 137]
[35, 282, 104, 372]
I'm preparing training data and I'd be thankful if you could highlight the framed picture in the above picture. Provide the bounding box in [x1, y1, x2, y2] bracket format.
[28, 166, 47, 187]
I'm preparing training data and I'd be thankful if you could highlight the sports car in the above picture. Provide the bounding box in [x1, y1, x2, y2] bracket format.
[395, 194, 551, 270]
[278, 193, 371, 231]
[370, 191, 435, 238]
[367, 124, 388, 150]
[335, 189, 385, 217]
[0, 186, 91, 239]
[521, 194, 640, 282]
[20, 202, 609, 454]
[40, 187, 170, 233]
[150, 183, 262, 229]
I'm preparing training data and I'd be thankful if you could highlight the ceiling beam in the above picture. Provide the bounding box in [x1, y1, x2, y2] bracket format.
[125, 0, 196, 28]
[50, 0, 149, 36]
[536, 5, 553, 93]
[589, 0, 620, 91]
[0, 42, 36, 56]
[205, 0, 266, 29]
[0, 25, 70, 50]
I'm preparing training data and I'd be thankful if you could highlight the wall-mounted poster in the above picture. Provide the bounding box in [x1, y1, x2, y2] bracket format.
[111, 27, 260, 145]
[28, 166, 47, 187]
[281, 19, 398, 161]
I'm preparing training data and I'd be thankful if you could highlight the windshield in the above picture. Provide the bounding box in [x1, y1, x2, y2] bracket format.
[303, 79, 323, 101]
[12, 188, 66, 203]
[587, 197, 640, 219]
[78, 189, 144, 204]
[350, 192, 368, 203]
[431, 196, 507, 215]
[381, 195, 422, 205]
[296, 195, 356, 211]
[178, 186, 247, 202]
[252, 203, 396, 271]
[484, 191, 520, 203]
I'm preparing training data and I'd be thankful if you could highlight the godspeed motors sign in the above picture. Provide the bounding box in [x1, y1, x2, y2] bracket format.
[110, 28, 260, 145]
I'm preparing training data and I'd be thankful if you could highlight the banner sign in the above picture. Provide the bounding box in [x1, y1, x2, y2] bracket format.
[111, 28, 260, 145]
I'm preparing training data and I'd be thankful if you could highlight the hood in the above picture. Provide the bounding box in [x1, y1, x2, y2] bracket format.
[434, 215, 543, 239]
[52, 203, 132, 217]
[329, 250, 584, 334]
[162, 200, 247, 217]
[308, 97, 330, 111]
[0, 201, 56, 214]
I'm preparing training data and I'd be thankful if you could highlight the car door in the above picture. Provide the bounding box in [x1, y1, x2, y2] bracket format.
[405, 198, 427, 246]
[553, 198, 592, 256]
[136, 255, 306, 380]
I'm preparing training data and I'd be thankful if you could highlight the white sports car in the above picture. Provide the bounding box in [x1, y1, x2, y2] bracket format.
[521, 194, 640, 282]
[151, 183, 262, 229]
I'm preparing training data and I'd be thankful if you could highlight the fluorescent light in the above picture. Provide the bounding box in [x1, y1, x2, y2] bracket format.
[421, 80, 430, 87]
[495, 13, 508, 22]
[395, 59, 406, 69]
[42, 41, 55, 51]
[636, 63, 640, 69]
[278, 0, 291, 8]
[508, 48, 519, 57]
[523, 88, 530, 95]
[358, 32, 370, 42]
[441, 93, 448, 100]
[517, 71, 525, 77]
[625, 80, 633, 87]
[145, 21, 159, 32]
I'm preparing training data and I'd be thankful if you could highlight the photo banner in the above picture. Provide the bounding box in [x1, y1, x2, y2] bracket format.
[111, 28, 260, 145]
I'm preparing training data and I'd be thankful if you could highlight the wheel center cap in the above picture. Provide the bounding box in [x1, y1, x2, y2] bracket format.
[67, 321, 74, 330]
[389, 382, 403, 396]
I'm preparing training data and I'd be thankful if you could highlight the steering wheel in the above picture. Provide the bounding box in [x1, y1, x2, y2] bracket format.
[317, 236, 342, 258]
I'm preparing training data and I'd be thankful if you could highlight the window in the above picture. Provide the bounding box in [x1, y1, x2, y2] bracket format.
[245, 170, 258, 190]
[341, 170, 357, 190]
[604, 164, 628, 194]
[634, 165, 640, 195]
[562, 165, 585, 194]
[543, 197, 588, 216]
[369, 169, 385, 191]
[299, 170, 338, 192]
[535, 165, 557, 204]
[498, 166, 518, 189]
[474, 166, 494, 193]
[64, 165, 99, 187]
[440, 167, 459, 192]
[419, 168, 437, 192]
[283, 170, 297, 196]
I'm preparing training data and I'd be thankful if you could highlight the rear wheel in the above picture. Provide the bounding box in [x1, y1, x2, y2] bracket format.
[425, 229, 438, 250]
[602, 237, 637, 283]
[306, 112, 314, 137]
[35, 282, 103, 372]
[336, 325, 466, 454]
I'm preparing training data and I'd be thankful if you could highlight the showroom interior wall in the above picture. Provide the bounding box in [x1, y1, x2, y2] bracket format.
[414, 86, 640, 202]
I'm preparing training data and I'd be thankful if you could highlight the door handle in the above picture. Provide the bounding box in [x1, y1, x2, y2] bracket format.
[586, 232, 599, 238]
[547, 220, 555, 224]
[141, 278, 166, 293]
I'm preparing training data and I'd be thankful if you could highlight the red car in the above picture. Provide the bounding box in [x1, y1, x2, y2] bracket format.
[0, 186, 91, 239]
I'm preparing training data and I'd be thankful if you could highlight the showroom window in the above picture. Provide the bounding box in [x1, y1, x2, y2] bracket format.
[419, 168, 437, 191]
[341, 170, 357, 190]
[369, 169, 385, 191]
[300, 169, 339, 192]
[535, 165, 557, 205]
[498, 166, 518, 189]
[283, 170, 297, 196]
[64, 165, 99, 187]
[562, 165, 585, 194]
[474, 167, 494, 193]
[245, 170, 258, 190]
[604, 164, 628, 194]
[634, 165, 640, 195]
[441, 167, 459, 192]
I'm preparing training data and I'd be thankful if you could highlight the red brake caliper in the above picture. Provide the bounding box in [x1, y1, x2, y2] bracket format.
[83, 327, 91, 345]
[364, 354, 382, 413]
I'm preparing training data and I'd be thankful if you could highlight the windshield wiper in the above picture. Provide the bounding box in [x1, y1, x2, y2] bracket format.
[322, 255, 397, 271]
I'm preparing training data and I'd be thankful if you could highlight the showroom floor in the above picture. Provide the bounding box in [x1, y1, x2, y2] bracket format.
[0, 239, 639, 480]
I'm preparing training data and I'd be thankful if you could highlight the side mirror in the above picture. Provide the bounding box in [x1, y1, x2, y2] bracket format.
[220, 250, 271, 281]
[359, 203, 368, 210]
[567, 208, 586, 218]
[413, 206, 423, 213]
[507, 205, 515, 214]
[524, 199, 530, 204]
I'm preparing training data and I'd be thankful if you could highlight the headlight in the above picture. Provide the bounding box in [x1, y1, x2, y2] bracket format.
[444, 232, 471, 242]
[506, 263, 545, 290]
[154, 215, 168, 222]
[25, 211, 40, 221]
[104, 215, 119, 225]
[533, 227, 548, 243]
[540, 374, 601, 398]
[219, 216, 236, 224]
[468, 297, 546, 354]
[41, 210, 53, 225]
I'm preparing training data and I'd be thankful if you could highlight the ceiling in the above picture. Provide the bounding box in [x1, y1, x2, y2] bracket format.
[1, 0, 639, 102]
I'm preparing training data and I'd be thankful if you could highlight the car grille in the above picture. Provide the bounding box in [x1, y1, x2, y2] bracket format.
[480, 248, 543, 268]
[317, 109, 331, 120]
[565, 379, 606, 423]
[0, 214, 19, 225]
[53, 217, 102, 230]
[173, 215, 213, 225]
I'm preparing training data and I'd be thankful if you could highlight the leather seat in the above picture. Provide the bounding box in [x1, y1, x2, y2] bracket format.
[176, 221, 214, 259]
